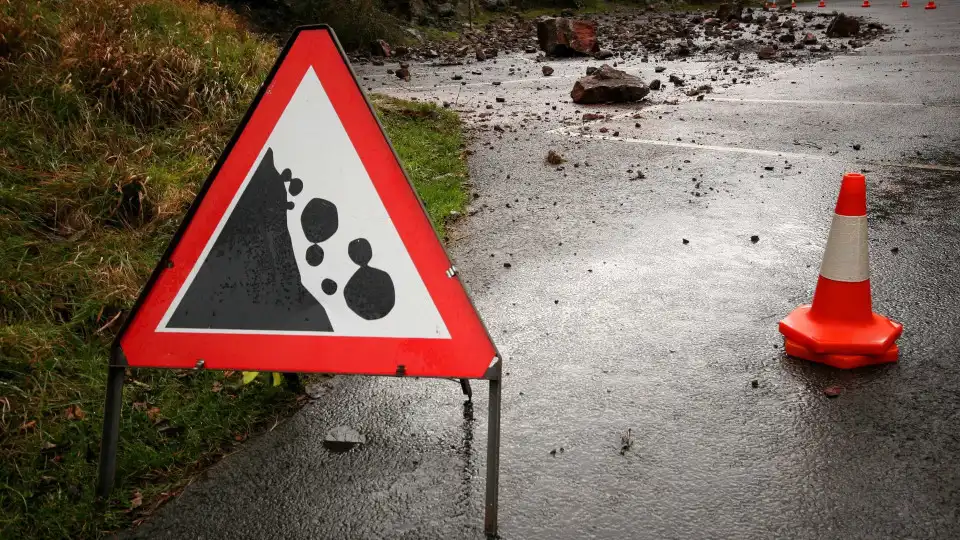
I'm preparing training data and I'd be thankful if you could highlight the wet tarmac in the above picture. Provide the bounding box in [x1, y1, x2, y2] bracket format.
[128, 2, 960, 538]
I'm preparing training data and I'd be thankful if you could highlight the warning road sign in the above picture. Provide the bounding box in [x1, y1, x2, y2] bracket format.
[115, 26, 497, 379]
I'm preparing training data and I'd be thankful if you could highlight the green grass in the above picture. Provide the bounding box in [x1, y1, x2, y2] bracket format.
[371, 95, 469, 237]
[415, 25, 462, 43]
[0, 1, 469, 538]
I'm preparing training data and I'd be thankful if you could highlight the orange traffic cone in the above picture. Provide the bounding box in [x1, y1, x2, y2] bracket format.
[791, 0, 797, 7]
[901, 0, 910, 6]
[779, 173, 903, 369]
[862, 0, 871, 6]
[818, 0, 826, 7]
[924, 0, 936, 7]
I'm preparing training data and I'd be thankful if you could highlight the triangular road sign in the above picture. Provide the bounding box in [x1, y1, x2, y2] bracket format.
[115, 26, 498, 379]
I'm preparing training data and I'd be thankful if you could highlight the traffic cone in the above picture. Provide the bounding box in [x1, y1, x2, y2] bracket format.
[818, 0, 826, 7]
[779, 173, 903, 369]
[862, 0, 871, 6]
[791, 0, 797, 7]
[901, 0, 910, 6]
[924, 0, 936, 8]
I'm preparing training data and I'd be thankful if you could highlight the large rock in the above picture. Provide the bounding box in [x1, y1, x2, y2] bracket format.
[370, 39, 392, 58]
[436, 3, 456, 17]
[716, 3, 743, 21]
[570, 64, 649, 104]
[537, 17, 600, 56]
[827, 13, 860, 38]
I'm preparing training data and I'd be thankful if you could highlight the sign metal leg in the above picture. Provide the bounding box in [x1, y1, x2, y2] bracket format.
[460, 378, 473, 401]
[97, 364, 125, 499]
[484, 377, 501, 537]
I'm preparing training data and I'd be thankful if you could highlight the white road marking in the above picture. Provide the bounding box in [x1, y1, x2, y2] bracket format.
[550, 129, 960, 173]
[707, 97, 930, 107]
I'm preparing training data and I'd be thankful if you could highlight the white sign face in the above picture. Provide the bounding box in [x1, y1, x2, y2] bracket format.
[159, 67, 450, 339]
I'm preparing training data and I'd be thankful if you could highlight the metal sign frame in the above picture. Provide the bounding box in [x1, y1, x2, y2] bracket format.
[96, 25, 502, 538]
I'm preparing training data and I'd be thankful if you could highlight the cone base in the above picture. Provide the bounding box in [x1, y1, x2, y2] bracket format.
[779, 304, 903, 355]
[785, 339, 898, 369]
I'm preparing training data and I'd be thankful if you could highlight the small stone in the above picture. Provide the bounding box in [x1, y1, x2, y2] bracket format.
[682, 238, 690, 245]
[751, 235, 760, 243]
[546, 150, 565, 165]
[649, 79, 662, 91]
[824, 386, 843, 398]
[503, 262, 512, 269]
[853, 144, 862, 151]
[496, 97, 506, 103]
[542, 65, 555, 76]
[751, 379, 759, 388]
[655, 66, 666, 73]
[891, 247, 899, 254]
[323, 426, 366, 453]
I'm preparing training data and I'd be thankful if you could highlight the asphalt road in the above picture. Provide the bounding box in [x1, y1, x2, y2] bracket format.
[128, 3, 960, 539]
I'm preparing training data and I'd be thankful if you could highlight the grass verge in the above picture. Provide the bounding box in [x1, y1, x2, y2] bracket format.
[371, 94, 469, 238]
[0, 1, 468, 538]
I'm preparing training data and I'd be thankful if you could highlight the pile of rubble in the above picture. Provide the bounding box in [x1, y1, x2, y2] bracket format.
[358, 4, 888, 70]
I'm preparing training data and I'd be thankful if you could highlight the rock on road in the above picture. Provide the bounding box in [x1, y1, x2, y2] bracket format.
[129, 3, 960, 539]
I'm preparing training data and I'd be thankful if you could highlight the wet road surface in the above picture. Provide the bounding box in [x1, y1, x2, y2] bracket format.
[129, 3, 960, 538]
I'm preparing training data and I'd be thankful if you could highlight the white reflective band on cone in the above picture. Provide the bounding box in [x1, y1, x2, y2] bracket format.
[819, 214, 870, 282]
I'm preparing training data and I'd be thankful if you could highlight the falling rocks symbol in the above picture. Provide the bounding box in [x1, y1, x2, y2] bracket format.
[344, 238, 396, 320]
[167, 148, 333, 331]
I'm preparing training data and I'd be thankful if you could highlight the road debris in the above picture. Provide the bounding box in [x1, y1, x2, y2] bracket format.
[537, 17, 599, 56]
[323, 426, 366, 453]
[571, 65, 649, 104]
